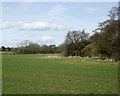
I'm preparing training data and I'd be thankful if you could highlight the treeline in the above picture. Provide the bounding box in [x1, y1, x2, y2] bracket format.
[0, 46, 12, 51]
[16, 43, 59, 54]
[63, 5, 120, 62]
[1, 41, 61, 54]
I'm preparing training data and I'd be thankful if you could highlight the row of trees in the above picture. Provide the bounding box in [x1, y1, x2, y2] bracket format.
[0, 46, 11, 51]
[63, 4, 120, 62]
[1, 41, 59, 54]
[14, 41, 59, 54]
[0, 41, 64, 54]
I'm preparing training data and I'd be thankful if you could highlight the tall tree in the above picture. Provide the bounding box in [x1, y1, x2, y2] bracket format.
[64, 30, 89, 56]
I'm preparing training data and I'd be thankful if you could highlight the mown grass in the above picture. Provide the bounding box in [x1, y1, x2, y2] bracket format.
[2, 54, 118, 94]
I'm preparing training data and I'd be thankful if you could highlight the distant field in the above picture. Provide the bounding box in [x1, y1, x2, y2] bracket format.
[2, 54, 118, 94]
[0, 51, 15, 54]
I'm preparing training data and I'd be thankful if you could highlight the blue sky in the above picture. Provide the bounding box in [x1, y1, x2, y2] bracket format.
[1, 2, 118, 47]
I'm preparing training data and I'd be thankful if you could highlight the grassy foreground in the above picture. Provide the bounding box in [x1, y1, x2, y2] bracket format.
[2, 54, 118, 94]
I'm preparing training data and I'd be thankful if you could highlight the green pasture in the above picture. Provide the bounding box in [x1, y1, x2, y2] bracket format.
[0, 51, 15, 54]
[2, 54, 118, 94]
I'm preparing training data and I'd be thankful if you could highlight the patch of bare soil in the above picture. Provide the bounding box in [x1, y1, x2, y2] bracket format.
[43, 56, 81, 59]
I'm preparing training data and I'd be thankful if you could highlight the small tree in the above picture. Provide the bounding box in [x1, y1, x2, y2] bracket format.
[2, 46, 6, 51]
[81, 43, 100, 58]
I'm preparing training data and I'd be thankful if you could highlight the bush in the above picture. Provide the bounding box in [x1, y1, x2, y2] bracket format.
[81, 43, 100, 58]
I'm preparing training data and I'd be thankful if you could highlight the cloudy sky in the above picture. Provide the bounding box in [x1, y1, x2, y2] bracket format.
[1, 2, 118, 47]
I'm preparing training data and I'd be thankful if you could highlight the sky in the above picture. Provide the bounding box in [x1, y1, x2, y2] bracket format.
[1, 2, 118, 47]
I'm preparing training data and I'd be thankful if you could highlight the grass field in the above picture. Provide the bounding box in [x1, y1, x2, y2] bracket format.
[0, 51, 15, 54]
[2, 54, 118, 94]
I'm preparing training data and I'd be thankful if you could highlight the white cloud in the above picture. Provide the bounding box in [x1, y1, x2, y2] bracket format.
[41, 36, 53, 42]
[48, 5, 67, 16]
[85, 8, 96, 15]
[1, 21, 66, 31]
[1, 22, 15, 29]
[35, 35, 54, 45]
